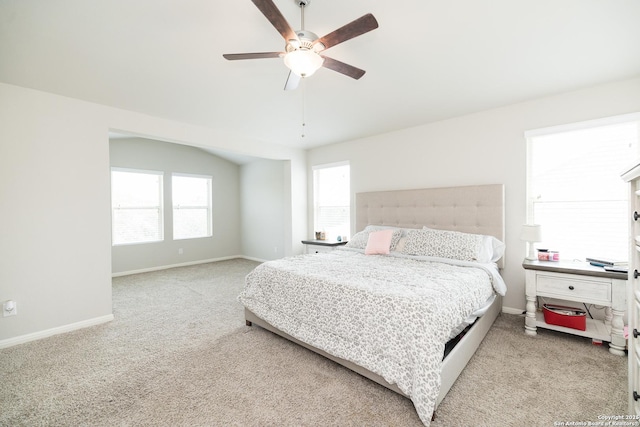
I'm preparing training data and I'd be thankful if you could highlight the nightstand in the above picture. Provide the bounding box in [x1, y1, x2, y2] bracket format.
[523, 259, 627, 356]
[301, 239, 347, 254]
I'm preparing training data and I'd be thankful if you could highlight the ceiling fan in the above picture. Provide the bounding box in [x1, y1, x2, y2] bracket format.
[223, 0, 379, 90]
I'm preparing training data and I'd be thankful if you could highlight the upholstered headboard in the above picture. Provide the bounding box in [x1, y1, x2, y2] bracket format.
[355, 184, 505, 266]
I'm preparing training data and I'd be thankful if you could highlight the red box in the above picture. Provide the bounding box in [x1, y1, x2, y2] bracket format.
[542, 304, 586, 331]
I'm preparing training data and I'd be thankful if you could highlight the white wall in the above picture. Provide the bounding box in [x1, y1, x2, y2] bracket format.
[110, 138, 241, 274]
[239, 156, 308, 261]
[0, 84, 113, 343]
[307, 77, 640, 313]
[286, 156, 308, 257]
[240, 159, 286, 261]
[0, 82, 306, 346]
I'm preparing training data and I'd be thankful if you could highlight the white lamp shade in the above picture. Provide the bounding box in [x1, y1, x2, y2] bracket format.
[520, 224, 542, 242]
[284, 49, 324, 77]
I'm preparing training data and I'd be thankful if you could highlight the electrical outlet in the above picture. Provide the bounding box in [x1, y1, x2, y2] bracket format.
[274, 246, 278, 253]
[178, 248, 184, 255]
[3, 300, 17, 317]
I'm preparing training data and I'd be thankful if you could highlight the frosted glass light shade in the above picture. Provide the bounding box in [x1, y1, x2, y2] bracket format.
[284, 49, 324, 77]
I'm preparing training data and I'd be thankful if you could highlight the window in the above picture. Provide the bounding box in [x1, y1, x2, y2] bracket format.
[313, 162, 350, 239]
[525, 114, 640, 261]
[172, 174, 213, 240]
[111, 168, 163, 245]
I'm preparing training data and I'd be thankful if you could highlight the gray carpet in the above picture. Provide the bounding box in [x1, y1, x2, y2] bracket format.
[0, 259, 628, 426]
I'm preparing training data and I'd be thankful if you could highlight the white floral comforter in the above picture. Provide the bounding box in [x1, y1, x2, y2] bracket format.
[239, 248, 506, 426]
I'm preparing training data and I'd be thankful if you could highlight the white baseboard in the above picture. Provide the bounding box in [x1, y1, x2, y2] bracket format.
[502, 306, 525, 315]
[0, 314, 114, 349]
[111, 255, 253, 277]
[241, 255, 268, 263]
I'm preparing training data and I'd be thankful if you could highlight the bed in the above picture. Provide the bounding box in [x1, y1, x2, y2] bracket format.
[239, 184, 505, 425]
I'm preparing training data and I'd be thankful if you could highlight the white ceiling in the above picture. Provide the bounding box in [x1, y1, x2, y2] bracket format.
[2, 0, 640, 153]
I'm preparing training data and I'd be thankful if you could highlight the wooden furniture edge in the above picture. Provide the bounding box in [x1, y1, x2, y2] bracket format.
[522, 259, 627, 280]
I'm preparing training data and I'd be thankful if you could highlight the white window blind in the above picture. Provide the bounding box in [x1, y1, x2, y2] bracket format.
[526, 115, 639, 262]
[111, 168, 164, 245]
[313, 163, 350, 239]
[172, 174, 212, 240]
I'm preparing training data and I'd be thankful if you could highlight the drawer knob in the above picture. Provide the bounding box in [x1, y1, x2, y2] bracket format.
[635, 269, 640, 279]
[635, 329, 640, 338]
[635, 211, 640, 221]
[568, 285, 574, 290]
[635, 391, 640, 401]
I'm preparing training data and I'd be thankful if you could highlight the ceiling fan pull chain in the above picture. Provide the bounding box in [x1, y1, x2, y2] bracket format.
[301, 80, 306, 139]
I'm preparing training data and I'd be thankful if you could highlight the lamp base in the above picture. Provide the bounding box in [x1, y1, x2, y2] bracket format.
[526, 242, 537, 261]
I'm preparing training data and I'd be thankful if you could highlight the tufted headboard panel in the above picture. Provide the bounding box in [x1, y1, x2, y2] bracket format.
[355, 184, 505, 267]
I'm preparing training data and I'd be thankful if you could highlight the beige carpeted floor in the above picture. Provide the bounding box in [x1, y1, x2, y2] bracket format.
[0, 259, 628, 426]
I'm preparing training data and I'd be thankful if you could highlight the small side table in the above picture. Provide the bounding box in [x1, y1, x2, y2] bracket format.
[523, 259, 627, 356]
[301, 239, 347, 254]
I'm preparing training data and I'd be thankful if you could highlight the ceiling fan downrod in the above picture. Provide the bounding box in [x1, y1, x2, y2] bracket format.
[298, 0, 308, 31]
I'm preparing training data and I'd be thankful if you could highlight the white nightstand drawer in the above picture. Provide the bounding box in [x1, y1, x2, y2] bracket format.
[302, 239, 347, 254]
[305, 244, 334, 254]
[536, 273, 611, 303]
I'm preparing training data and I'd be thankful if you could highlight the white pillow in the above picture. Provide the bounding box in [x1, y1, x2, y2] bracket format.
[402, 228, 482, 261]
[345, 229, 370, 249]
[416, 226, 505, 263]
[480, 235, 506, 263]
[393, 235, 408, 253]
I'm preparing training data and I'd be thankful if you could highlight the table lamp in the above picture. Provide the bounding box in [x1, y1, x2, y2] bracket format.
[520, 224, 542, 261]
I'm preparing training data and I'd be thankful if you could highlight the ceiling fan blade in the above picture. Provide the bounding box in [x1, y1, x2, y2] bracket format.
[223, 52, 283, 60]
[321, 56, 365, 80]
[251, 0, 298, 42]
[314, 13, 378, 51]
[284, 71, 301, 91]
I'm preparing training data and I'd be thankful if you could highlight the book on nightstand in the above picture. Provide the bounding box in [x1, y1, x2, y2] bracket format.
[603, 265, 628, 274]
[585, 257, 628, 267]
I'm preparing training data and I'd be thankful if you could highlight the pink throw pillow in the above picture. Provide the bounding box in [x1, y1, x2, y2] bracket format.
[365, 229, 394, 255]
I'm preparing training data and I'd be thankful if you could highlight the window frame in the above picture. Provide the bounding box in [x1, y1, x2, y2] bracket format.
[312, 161, 351, 239]
[111, 167, 164, 246]
[171, 172, 213, 241]
[524, 113, 640, 261]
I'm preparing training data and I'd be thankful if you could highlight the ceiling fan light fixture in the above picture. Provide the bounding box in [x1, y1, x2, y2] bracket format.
[223, 0, 378, 89]
[284, 49, 324, 77]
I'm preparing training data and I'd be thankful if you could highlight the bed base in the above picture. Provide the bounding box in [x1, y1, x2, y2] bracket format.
[244, 293, 501, 410]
